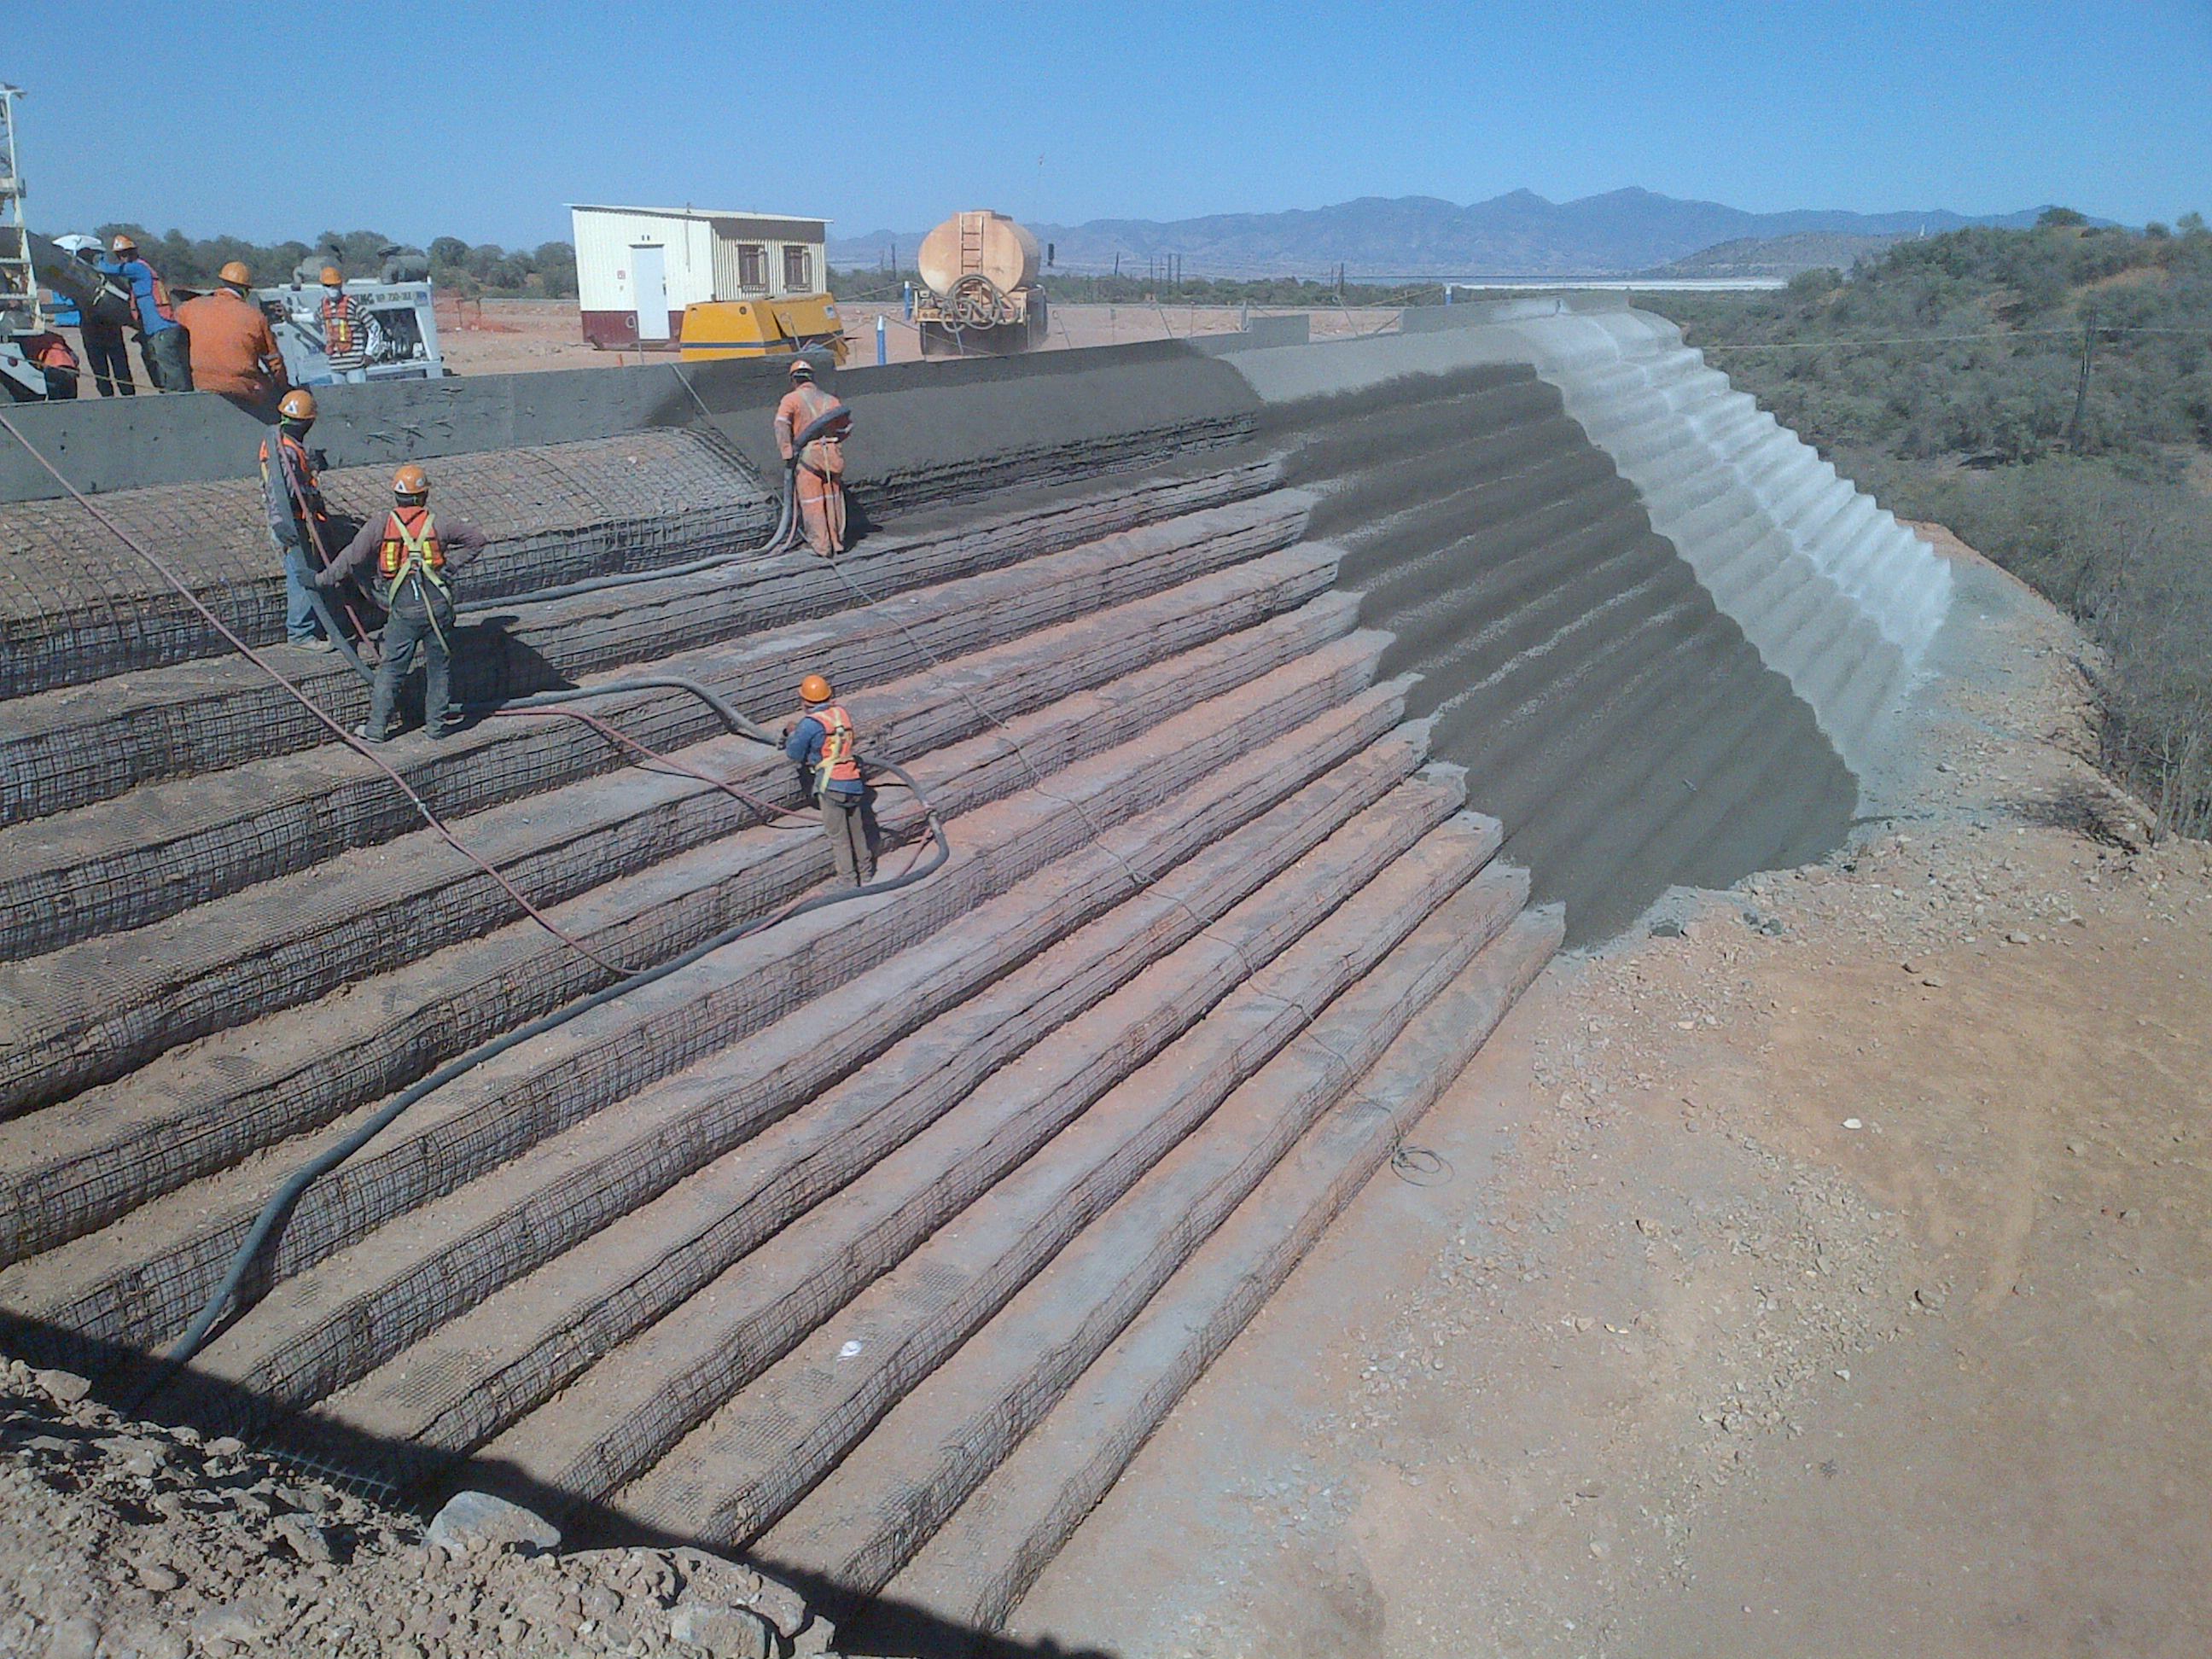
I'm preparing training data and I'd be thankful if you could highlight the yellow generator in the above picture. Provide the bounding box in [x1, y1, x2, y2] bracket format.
[678, 294, 849, 365]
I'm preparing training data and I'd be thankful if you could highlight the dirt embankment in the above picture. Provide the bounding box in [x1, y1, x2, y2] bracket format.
[1007, 535, 2212, 1656]
[1, 1362, 832, 1658]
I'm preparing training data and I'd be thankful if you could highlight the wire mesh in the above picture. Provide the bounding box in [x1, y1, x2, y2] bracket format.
[0, 428, 773, 703]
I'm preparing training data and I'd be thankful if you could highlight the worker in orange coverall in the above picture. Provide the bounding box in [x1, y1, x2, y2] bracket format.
[177, 261, 288, 402]
[773, 358, 853, 556]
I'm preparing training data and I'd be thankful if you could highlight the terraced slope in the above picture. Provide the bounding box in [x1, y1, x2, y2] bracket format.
[0, 309, 1944, 1639]
[0, 430, 1557, 1639]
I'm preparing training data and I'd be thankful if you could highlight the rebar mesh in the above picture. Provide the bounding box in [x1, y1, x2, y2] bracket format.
[0, 428, 771, 701]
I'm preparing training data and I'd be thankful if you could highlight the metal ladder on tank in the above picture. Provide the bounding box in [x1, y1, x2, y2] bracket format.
[958, 210, 986, 277]
[0, 84, 42, 338]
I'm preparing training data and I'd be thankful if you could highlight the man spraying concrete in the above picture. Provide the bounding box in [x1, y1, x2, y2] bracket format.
[773, 359, 853, 556]
[317, 463, 489, 742]
[784, 673, 875, 885]
[177, 261, 288, 401]
[259, 389, 336, 649]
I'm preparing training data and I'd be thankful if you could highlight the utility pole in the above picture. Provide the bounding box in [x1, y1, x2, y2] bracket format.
[2069, 307, 2098, 451]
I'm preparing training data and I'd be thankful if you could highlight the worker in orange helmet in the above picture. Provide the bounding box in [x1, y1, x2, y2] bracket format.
[315, 463, 491, 741]
[317, 265, 373, 382]
[773, 358, 853, 556]
[100, 232, 193, 392]
[259, 388, 336, 648]
[783, 672, 875, 885]
[177, 260, 290, 402]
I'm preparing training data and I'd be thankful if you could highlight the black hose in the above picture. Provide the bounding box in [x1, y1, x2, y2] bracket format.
[157, 394, 894, 1373]
[160, 753, 948, 1374]
[458, 400, 849, 612]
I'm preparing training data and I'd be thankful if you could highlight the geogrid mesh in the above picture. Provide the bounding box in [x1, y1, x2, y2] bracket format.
[0, 428, 771, 701]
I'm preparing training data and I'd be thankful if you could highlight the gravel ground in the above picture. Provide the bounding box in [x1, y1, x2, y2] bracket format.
[0, 1363, 832, 1659]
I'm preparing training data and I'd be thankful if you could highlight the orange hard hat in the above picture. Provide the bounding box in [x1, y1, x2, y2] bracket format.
[393, 463, 429, 501]
[319, 265, 344, 286]
[109, 233, 137, 254]
[277, 388, 317, 423]
[218, 259, 253, 288]
[799, 673, 834, 705]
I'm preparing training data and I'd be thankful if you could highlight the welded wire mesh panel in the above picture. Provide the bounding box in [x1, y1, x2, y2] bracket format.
[0, 429, 771, 701]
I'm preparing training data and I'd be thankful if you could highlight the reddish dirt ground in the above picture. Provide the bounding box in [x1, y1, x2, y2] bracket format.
[1010, 536, 2212, 1656]
[431, 299, 1400, 375]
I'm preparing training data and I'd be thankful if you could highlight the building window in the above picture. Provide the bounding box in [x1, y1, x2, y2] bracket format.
[783, 245, 813, 292]
[736, 244, 767, 291]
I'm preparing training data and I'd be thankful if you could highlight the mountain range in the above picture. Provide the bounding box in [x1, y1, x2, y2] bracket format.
[829, 188, 2093, 280]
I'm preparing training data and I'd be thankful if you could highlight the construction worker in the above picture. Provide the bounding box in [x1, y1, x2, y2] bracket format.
[317, 265, 371, 382]
[73, 242, 135, 396]
[316, 464, 489, 742]
[101, 234, 192, 392]
[784, 674, 875, 886]
[259, 389, 336, 649]
[773, 359, 853, 556]
[176, 261, 288, 401]
[25, 331, 79, 399]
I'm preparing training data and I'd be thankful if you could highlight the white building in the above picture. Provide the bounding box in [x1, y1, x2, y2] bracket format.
[568, 204, 830, 349]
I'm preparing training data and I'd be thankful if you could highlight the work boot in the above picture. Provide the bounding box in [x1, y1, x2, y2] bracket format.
[352, 721, 387, 744]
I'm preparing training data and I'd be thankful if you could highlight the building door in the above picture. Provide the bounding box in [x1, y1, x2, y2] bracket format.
[632, 242, 669, 341]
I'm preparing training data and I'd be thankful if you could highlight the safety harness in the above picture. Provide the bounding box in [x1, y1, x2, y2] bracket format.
[809, 702, 863, 795]
[377, 505, 449, 606]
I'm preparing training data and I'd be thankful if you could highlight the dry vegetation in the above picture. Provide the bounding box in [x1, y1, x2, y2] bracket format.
[1654, 213, 2212, 838]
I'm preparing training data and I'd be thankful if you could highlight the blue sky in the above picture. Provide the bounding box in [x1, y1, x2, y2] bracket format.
[20, 0, 2211, 247]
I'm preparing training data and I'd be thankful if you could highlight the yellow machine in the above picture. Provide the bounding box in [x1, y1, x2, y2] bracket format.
[678, 294, 850, 365]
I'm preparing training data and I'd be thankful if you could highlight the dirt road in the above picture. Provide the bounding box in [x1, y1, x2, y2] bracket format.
[996, 537, 2212, 1656]
[433, 299, 1400, 375]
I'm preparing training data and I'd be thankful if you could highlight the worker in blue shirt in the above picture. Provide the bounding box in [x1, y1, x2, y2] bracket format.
[99, 233, 193, 392]
[783, 673, 875, 887]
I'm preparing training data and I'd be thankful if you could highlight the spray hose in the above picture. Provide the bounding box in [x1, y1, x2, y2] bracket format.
[0, 408, 949, 1379]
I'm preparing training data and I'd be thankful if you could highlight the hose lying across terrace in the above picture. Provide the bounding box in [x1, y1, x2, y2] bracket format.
[0, 410, 951, 1377]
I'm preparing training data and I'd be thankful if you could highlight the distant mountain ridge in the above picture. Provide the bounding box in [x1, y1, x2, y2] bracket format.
[830, 188, 2098, 280]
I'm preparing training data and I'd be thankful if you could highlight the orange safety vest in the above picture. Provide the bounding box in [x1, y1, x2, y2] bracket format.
[812, 703, 862, 790]
[377, 505, 448, 601]
[322, 294, 360, 358]
[259, 429, 326, 524]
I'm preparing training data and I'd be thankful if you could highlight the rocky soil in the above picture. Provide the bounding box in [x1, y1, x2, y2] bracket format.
[0, 1363, 835, 1659]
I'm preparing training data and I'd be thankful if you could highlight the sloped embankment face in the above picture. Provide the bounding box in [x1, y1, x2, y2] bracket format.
[1267, 361, 1857, 943]
[0, 347, 1557, 1650]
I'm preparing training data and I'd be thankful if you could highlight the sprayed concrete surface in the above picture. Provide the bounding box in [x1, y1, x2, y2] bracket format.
[0, 306, 1972, 1649]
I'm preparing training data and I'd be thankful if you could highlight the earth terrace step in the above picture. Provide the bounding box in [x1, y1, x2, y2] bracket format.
[1331, 439, 1621, 595]
[1368, 495, 1656, 678]
[1339, 447, 1633, 620]
[303, 728, 1424, 1491]
[481, 775, 1474, 1521]
[1301, 409, 1599, 547]
[198, 719, 1431, 1452]
[0, 544, 1342, 1113]
[886, 904, 1563, 1632]
[0, 597, 1367, 1262]
[0, 641, 1393, 1367]
[1410, 533, 1689, 742]
[611, 806, 1499, 1549]
[763, 859, 1528, 1592]
[0, 458, 1284, 830]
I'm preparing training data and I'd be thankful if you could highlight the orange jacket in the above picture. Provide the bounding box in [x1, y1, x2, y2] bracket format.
[177, 289, 288, 398]
[774, 382, 851, 469]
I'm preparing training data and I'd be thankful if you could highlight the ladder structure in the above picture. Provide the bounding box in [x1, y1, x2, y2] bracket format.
[0, 85, 41, 336]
